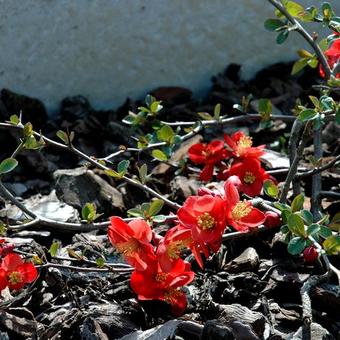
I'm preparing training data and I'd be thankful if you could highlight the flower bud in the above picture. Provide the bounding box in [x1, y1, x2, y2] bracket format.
[264, 211, 281, 228]
[303, 246, 318, 263]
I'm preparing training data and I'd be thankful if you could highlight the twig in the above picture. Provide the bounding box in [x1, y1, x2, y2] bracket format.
[311, 126, 322, 221]
[37, 262, 133, 273]
[296, 155, 340, 179]
[279, 122, 311, 203]
[267, 0, 332, 79]
[319, 191, 340, 199]
[288, 119, 303, 197]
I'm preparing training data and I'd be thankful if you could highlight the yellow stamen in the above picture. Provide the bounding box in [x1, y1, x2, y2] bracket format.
[167, 238, 191, 259]
[164, 288, 183, 304]
[243, 171, 256, 184]
[236, 135, 252, 156]
[197, 213, 215, 230]
[116, 238, 139, 256]
[8, 272, 23, 285]
[232, 200, 252, 221]
[155, 272, 168, 282]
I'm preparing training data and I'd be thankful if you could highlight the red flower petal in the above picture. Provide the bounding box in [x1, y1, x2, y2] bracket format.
[0, 269, 8, 292]
[1, 253, 23, 272]
[18, 263, 38, 283]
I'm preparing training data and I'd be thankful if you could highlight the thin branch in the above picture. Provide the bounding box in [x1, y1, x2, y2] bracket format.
[296, 155, 340, 179]
[267, 0, 332, 79]
[279, 122, 311, 203]
[311, 126, 322, 221]
[37, 262, 133, 273]
[288, 119, 303, 197]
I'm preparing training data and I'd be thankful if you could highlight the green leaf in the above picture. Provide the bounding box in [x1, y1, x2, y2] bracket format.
[197, 111, 214, 120]
[297, 109, 318, 122]
[288, 237, 307, 255]
[280, 224, 289, 233]
[0, 158, 18, 175]
[292, 58, 309, 75]
[56, 130, 69, 144]
[23, 122, 33, 138]
[149, 199, 164, 216]
[49, 241, 60, 257]
[285, 1, 305, 18]
[82, 202, 96, 221]
[258, 98, 272, 122]
[264, 18, 285, 31]
[287, 213, 306, 237]
[329, 212, 340, 232]
[127, 208, 143, 217]
[96, 257, 105, 267]
[145, 94, 155, 107]
[307, 57, 318, 68]
[323, 235, 340, 255]
[156, 125, 175, 144]
[263, 180, 279, 198]
[152, 215, 168, 223]
[276, 30, 289, 44]
[150, 101, 163, 113]
[307, 223, 320, 236]
[300, 210, 314, 225]
[117, 160, 130, 174]
[274, 202, 291, 212]
[321, 2, 335, 20]
[319, 38, 329, 51]
[105, 169, 123, 179]
[138, 164, 148, 184]
[214, 104, 221, 119]
[291, 193, 304, 212]
[297, 49, 313, 58]
[309, 96, 320, 109]
[282, 209, 292, 224]
[319, 225, 333, 238]
[9, 115, 20, 125]
[152, 149, 168, 161]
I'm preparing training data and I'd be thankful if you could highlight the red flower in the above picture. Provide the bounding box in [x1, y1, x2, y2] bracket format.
[130, 258, 194, 316]
[319, 39, 340, 78]
[177, 195, 226, 245]
[223, 178, 265, 232]
[157, 226, 192, 272]
[223, 158, 270, 196]
[224, 131, 265, 160]
[188, 140, 228, 181]
[0, 253, 37, 291]
[108, 217, 156, 271]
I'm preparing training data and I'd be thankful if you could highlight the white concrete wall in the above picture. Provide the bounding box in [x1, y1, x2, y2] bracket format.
[0, 0, 339, 113]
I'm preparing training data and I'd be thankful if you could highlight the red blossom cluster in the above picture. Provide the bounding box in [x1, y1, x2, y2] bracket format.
[0, 241, 38, 292]
[108, 174, 276, 315]
[188, 131, 272, 196]
[319, 35, 340, 78]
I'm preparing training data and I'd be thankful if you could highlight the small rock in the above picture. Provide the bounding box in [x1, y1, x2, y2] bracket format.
[223, 247, 259, 273]
[3, 182, 28, 197]
[54, 167, 124, 215]
[2, 190, 79, 223]
[213, 302, 266, 337]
